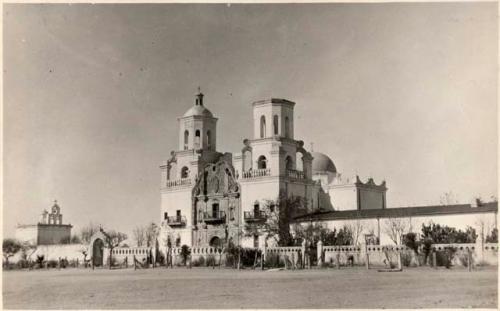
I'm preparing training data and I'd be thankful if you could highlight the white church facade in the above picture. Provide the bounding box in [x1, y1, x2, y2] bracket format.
[159, 92, 387, 249]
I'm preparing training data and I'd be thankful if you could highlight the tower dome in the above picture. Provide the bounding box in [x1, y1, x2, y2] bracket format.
[182, 90, 214, 118]
[311, 152, 337, 174]
[183, 105, 213, 118]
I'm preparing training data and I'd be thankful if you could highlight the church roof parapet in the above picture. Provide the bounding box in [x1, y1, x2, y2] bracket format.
[293, 202, 498, 222]
[251, 98, 296, 107]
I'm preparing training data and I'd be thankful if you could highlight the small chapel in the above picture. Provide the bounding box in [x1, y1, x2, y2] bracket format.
[15, 200, 73, 245]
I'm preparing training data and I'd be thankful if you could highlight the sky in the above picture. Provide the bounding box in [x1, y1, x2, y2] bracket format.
[3, 3, 497, 239]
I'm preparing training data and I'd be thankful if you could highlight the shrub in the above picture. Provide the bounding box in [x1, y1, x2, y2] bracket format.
[225, 242, 239, 268]
[180, 245, 191, 266]
[457, 252, 470, 267]
[401, 252, 412, 267]
[403, 232, 420, 254]
[16, 259, 30, 269]
[264, 253, 284, 268]
[206, 254, 216, 267]
[47, 259, 58, 268]
[436, 248, 456, 268]
[240, 248, 261, 267]
[486, 228, 498, 243]
[192, 256, 205, 267]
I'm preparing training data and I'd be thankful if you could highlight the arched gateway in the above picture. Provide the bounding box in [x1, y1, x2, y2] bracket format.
[89, 230, 108, 267]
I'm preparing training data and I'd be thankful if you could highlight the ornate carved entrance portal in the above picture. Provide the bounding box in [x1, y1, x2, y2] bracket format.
[192, 160, 241, 247]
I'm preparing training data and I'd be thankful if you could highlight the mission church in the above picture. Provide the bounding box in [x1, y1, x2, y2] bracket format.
[159, 91, 387, 249]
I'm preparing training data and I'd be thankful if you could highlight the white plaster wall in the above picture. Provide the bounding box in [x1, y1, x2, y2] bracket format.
[240, 178, 281, 215]
[15, 226, 38, 245]
[329, 185, 357, 211]
[317, 211, 497, 246]
[160, 188, 192, 223]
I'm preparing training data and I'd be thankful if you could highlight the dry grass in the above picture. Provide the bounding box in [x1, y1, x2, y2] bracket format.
[2, 266, 497, 309]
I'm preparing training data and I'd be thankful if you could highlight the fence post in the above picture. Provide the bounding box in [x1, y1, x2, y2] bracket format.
[336, 252, 340, 269]
[467, 249, 472, 272]
[301, 240, 306, 269]
[397, 251, 402, 270]
[365, 250, 370, 270]
[317, 241, 323, 267]
[134, 255, 137, 270]
[263, 243, 267, 270]
[432, 251, 437, 269]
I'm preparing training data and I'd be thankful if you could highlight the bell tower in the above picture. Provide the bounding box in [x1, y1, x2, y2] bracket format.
[252, 98, 295, 140]
[178, 89, 217, 151]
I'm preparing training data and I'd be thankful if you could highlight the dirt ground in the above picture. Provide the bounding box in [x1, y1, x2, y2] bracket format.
[2, 266, 497, 309]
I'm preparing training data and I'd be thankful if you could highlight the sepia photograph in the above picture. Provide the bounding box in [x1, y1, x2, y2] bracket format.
[2, 1, 498, 309]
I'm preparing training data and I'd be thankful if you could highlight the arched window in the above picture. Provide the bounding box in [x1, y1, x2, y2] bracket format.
[273, 115, 279, 135]
[257, 155, 267, 169]
[195, 130, 201, 148]
[184, 130, 189, 150]
[181, 166, 189, 178]
[285, 117, 290, 138]
[260, 115, 266, 138]
[285, 155, 293, 170]
[207, 130, 211, 149]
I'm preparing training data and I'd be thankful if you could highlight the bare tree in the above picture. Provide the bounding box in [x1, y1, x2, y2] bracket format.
[383, 218, 409, 245]
[145, 223, 160, 247]
[439, 191, 459, 205]
[345, 219, 364, 245]
[100, 229, 127, 269]
[79, 222, 101, 244]
[163, 231, 175, 268]
[133, 226, 146, 247]
[475, 215, 494, 246]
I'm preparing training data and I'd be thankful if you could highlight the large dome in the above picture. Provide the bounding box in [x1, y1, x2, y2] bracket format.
[311, 152, 337, 174]
[183, 105, 214, 118]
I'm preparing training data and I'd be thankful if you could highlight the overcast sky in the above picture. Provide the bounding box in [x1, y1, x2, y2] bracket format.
[3, 3, 497, 238]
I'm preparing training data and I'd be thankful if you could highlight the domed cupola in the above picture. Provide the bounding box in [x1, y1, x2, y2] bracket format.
[183, 91, 214, 118]
[178, 89, 218, 151]
[311, 152, 337, 185]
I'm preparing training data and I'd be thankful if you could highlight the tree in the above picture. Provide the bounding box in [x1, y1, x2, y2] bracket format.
[244, 195, 305, 247]
[163, 231, 175, 268]
[475, 215, 494, 245]
[292, 223, 353, 246]
[383, 218, 409, 245]
[79, 223, 101, 244]
[180, 244, 191, 266]
[403, 232, 420, 254]
[133, 226, 145, 247]
[101, 229, 127, 269]
[421, 222, 477, 244]
[346, 219, 364, 245]
[3, 239, 22, 266]
[486, 228, 498, 243]
[145, 223, 160, 247]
